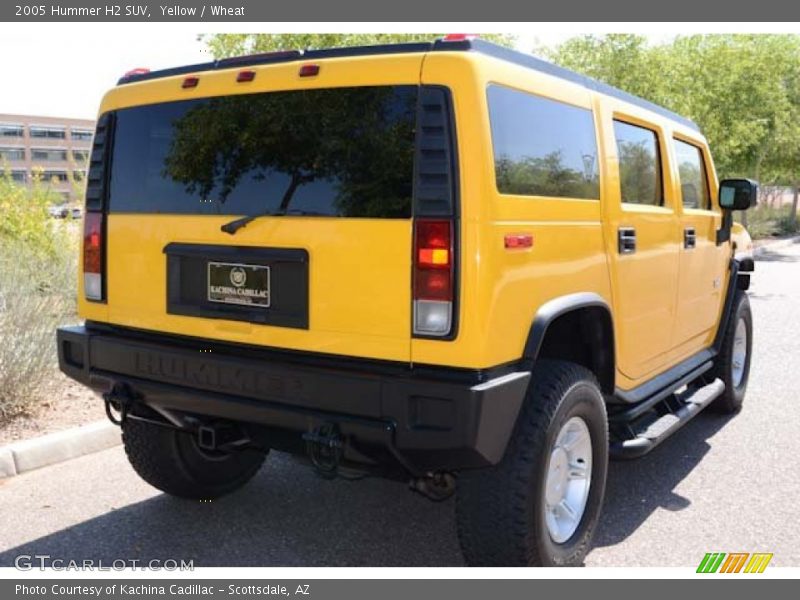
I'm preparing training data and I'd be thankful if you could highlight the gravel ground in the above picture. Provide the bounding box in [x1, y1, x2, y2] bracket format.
[0, 376, 105, 446]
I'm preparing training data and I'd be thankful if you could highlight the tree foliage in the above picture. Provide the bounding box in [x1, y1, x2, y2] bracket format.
[546, 34, 800, 184]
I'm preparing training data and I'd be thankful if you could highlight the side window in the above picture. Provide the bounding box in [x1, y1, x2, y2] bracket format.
[673, 139, 710, 209]
[487, 85, 600, 200]
[613, 120, 663, 206]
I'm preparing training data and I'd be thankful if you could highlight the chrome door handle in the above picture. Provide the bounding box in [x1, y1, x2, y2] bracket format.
[618, 227, 636, 254]
[684, 227, 696, 249]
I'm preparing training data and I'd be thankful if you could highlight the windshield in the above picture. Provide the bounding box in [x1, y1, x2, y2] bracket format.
[108, 85, 418, 218]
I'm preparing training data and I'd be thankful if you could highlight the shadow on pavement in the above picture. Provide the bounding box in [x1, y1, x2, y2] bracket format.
[755, 249, 800, 262]
[0, 412, 734, 567]
[591, 411, 732, 550]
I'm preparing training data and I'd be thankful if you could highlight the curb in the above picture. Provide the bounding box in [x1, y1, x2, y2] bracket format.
[0, 420, 120, 479]
[753, 234, 800, 256]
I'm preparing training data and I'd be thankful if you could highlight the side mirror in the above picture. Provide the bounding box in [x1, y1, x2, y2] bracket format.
[719, 178, 758, 211]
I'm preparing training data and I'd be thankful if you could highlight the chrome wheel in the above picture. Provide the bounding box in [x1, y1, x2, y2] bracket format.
[544, 416, 592, 544]
[732, 318, 748, 388]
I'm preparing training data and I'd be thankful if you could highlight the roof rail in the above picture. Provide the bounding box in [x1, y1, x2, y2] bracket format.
[117, 37, 700, 132]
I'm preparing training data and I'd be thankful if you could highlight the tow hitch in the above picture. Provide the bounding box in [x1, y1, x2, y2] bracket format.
[303, 423, 344, 479]
[103, 383, 135, 426]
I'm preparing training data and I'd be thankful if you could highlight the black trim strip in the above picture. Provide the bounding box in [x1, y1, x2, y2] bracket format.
[614, 348, 715, 405]
[83, 321, 520, 385]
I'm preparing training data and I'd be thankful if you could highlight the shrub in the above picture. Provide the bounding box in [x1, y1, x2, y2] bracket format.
[0, 174, 78, 419]
[738, 205, 799, 239]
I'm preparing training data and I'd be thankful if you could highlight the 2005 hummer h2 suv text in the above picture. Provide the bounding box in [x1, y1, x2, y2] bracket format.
[57, 37, 756, 567]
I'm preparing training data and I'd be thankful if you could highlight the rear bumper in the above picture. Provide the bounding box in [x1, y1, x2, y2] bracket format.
[57, 324, 529, 472]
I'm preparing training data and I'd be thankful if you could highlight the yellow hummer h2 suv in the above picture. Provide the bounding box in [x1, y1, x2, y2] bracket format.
[57, 37, 756, 567]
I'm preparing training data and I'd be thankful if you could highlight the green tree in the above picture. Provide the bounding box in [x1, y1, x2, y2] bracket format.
[202, 33, 516, 59]
[547, 34, 800, 184]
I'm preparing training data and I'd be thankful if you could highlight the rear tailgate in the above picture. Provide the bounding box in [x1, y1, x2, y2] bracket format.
[79, 55, 427, 363]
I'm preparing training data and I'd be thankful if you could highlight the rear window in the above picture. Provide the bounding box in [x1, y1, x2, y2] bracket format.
[487, 84, 600, 200]
[108, 86, 418, 218]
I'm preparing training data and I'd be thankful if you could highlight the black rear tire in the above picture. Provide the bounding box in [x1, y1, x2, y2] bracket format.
[122, 419, 266, 499]
[456, 360, 608, 566]
[710, 292, 752, 414]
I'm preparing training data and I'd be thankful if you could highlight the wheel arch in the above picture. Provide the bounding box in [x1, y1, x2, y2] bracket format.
[522, 292, 616, 394]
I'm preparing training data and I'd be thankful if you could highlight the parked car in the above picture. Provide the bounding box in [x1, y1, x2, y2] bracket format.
[48, 204, 69, 219]
[57, 37, 757, 567]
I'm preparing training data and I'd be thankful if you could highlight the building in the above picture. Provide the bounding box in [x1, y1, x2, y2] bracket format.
[0, 113, 95, 203]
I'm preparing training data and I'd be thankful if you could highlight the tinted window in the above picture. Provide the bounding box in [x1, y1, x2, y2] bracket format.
[614, 120, 662, 206]
[674, 139, 710, 209]
[488, 85, 599, 200]
[109, 86, 418, 217]
[0, 125, 24, 137]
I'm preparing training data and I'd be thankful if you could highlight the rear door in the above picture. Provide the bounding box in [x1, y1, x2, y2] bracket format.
[603, 114, 682, 381]
[81, 57, 427, 363]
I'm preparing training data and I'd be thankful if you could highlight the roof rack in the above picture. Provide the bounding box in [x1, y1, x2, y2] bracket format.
[117, 38, 699, 132]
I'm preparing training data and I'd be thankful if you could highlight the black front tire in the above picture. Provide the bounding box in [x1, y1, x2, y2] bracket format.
[710, 292, 752, 414]
[122, 419, 266, 499]
[456, 360, 608, 567]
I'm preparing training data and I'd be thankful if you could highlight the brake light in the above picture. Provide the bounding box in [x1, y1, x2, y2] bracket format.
[123, 67, 150, 78]
[441, 34, 478, 42]
[83, 211, 105, 301]
[413, 220, 453, 336]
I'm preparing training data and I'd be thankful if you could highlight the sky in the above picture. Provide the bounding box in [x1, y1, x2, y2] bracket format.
[0, 25, 584, 120]
[2, 22, 794, 120]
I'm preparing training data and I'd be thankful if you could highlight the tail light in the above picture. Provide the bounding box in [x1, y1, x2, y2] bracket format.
[83, 211, 105, 301]
[413, 220, 453, 336]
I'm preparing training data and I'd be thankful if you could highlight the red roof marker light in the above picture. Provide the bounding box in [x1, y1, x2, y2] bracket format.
[123, 67, 150, 78]
[299, 64, 320, 77]
[237, 70, 256, 83]
[442, 34, 479, 42]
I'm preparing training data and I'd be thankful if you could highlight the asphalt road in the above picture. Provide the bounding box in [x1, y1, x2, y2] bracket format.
[1, 240, 799, 568]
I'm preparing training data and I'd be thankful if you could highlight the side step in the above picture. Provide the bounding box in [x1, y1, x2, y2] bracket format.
[610, 378, 725, 459]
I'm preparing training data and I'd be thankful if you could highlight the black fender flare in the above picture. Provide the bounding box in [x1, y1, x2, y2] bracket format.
[522, 292, 616, 393]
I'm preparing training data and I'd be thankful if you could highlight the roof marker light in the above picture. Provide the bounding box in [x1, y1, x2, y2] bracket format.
[236, 70, 256, 83]
[442, 34, 479, 42]
[299, 64, 320, 77]
[123, 67, 150, 78]
[182, 76, 199, 89]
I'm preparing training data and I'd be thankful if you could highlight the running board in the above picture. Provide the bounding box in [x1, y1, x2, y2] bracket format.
[610, 378, 725, 459]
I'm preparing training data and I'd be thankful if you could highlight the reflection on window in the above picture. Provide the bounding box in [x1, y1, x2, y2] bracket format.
[9, 170, 27, 183]
[71, 129, 94, 141]
[30, 126, 66, 139]
[0, 124, 24, 137]
[488, 85, 599, 200]
[41, 170, 69, 182]
[71, 150, 89, 163]
[674, 139, 710, 209]
[110, 86, 418, 218]
[0, 147, 25, 160]
[614, 120, 662, 206]
[32, 148, 69, 162]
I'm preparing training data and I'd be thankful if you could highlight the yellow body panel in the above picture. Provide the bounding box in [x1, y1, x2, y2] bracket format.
[80, 48, 736, 392]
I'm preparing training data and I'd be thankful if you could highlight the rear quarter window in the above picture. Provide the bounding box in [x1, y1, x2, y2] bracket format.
[487, 84, 600, 200]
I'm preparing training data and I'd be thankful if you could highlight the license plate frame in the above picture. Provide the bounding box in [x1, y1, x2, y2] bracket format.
[207, 261, 271, 309]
